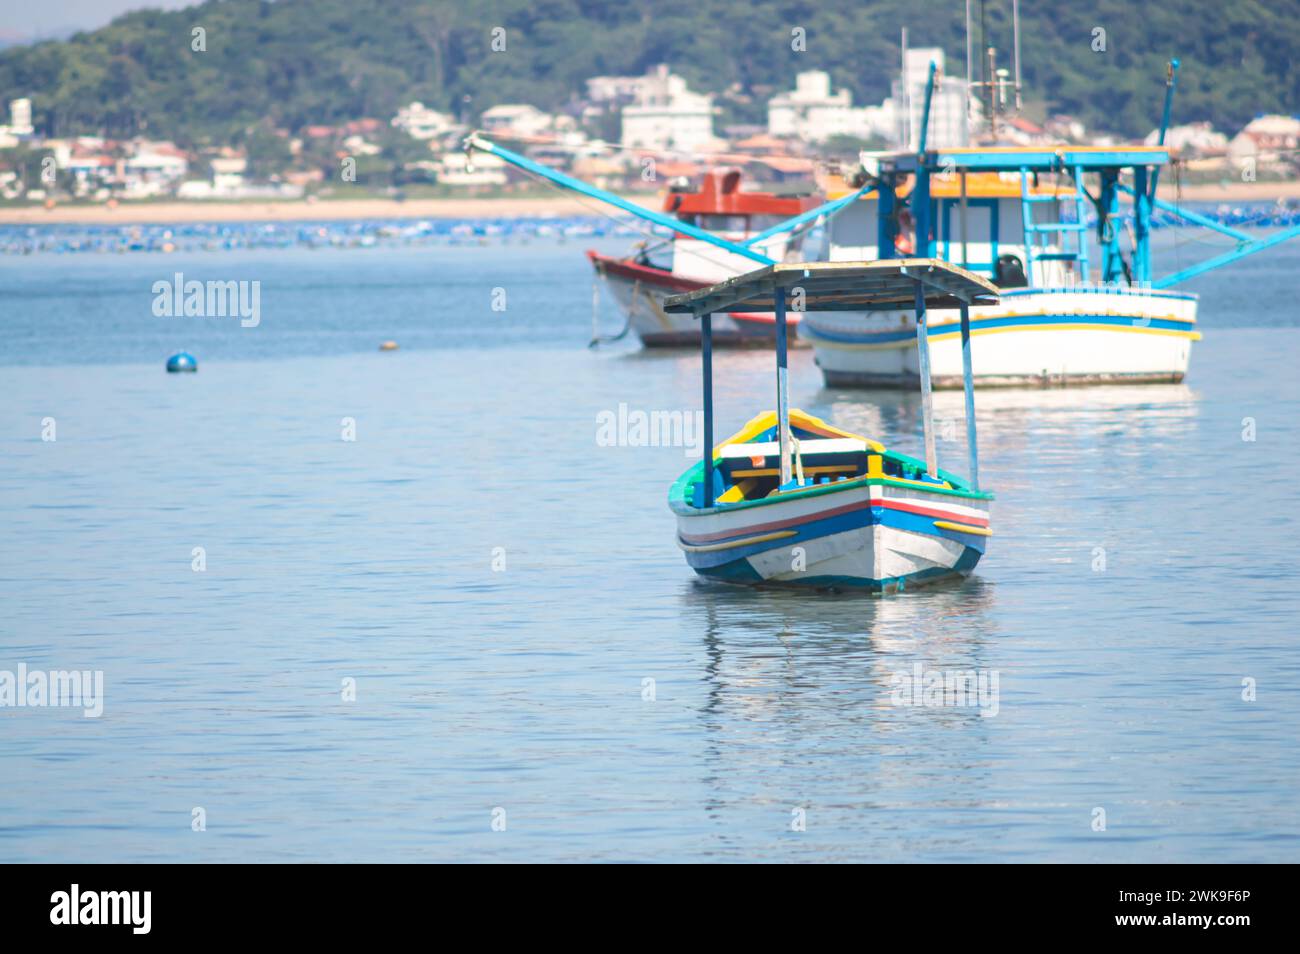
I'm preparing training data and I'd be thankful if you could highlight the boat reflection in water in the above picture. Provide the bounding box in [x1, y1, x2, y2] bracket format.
[812, 382, 1199, 460]
[680, 578, 1004, 853]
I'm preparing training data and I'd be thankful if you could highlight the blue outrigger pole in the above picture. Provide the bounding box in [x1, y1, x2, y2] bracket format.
[740, 182, 874, 248]
[1128, 57, 1300, 287]
[1118, 183, 1254, 243]
[464, 134, 776, 265]
[465, 133, 869, 261]
[1154, 223, 1300, 288]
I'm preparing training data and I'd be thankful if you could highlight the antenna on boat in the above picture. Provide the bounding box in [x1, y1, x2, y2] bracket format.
[968, 0, 1023, 142]
[1012, 0, 1022, 111]
[979, 0, 990, 137]
[901, 28, 912, 150]
[965, 0, 973, 121]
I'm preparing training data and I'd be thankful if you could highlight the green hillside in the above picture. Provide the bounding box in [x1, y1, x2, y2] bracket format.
[0, 0, 1295, 146]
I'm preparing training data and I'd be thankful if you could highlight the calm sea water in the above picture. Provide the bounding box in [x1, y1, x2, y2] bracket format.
[1, 234, 1298, 862]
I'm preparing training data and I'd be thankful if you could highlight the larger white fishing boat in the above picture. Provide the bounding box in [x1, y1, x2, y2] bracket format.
[799, 46, 1300, 389]
[804, 149, 1202, 387]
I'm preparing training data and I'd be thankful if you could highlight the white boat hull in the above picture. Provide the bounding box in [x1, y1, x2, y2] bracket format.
[676, 480, 989, 593]
[803, 286, 1200, 387]
[589, 251, 800, 347]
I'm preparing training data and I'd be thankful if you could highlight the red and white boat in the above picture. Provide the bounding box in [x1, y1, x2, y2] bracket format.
[588, 169, 823, 346]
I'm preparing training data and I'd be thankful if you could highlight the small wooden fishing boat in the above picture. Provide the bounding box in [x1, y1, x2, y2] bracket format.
[664, 259, 998, 593]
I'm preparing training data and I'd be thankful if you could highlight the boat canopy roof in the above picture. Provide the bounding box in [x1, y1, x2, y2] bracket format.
[885, 145, 1171, 173]
[663, 258, 1000, 314]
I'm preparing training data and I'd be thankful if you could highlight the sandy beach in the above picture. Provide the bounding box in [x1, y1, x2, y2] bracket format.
[0, 180, 1295, 226]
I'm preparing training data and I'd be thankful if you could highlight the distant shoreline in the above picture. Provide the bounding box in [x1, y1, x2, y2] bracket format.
[0, 181, 1296, 226]
[0, 194, 658, 226]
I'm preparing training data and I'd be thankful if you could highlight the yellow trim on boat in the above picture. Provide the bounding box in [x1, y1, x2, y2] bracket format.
[927, 311, 1197, 328]
[934, 323, 1202, 341]
[713, 408, 885, 456]
[678, 530, 799, 553]
[729, 464, 858, 478]
[933, 520, 993, 536]
[878, 472, 953, 490]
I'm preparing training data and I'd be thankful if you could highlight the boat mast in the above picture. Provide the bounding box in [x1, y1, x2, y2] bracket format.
[901, 28, 912, 149]
[959, 299, 979, 489]
[775, 286, 792, 486]
[918, 61, 938, 154]
[912, 278, 938, 479]
[1012, 0, 1022, 111]
[965, 0, 973, 122]
[1147, 59, 1180, 202]
[700, 309, 715, 507]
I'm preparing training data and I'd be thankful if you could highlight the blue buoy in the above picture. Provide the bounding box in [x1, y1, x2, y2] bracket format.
[166, 352, 198, 373]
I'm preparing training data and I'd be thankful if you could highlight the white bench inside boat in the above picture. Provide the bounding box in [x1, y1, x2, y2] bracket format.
[718, 438, 869, 458]
[714, 437, 875, 502]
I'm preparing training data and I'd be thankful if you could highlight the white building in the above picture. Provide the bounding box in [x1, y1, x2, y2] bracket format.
[210, 156, 248, 192]
[392, 101, 457, 140]
[892, 48, 971, 149]
[620, 65, 718, 153]
[5, 97, 33, 135]
[121, 141, 189, 198]
[0, 96, 34, 146]
[480, 103, 557, 139]
[1228, 115, 1300, 170]
[767, 71, 894, 143]
[586, 74, 653, 105]
[436, 150, 508, 187]
[177, 155, 301, 200]
[1144, 121, 1228, 156]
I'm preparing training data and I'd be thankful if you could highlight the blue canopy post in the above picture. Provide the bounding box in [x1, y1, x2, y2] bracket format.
[775, 287, 792, 486]
[1133, 165, 1151, 283]
[959, 300, 979, 490]
[878, 173, 898, 258]
[700, 309, 715, 507]
[912, 279, 938, 478]
[913, 164, 933, 258]
[1099, 170, 1124, 283]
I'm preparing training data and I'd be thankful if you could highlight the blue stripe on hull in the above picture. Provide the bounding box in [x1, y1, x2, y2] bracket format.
[805, 312, 1192, 345]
